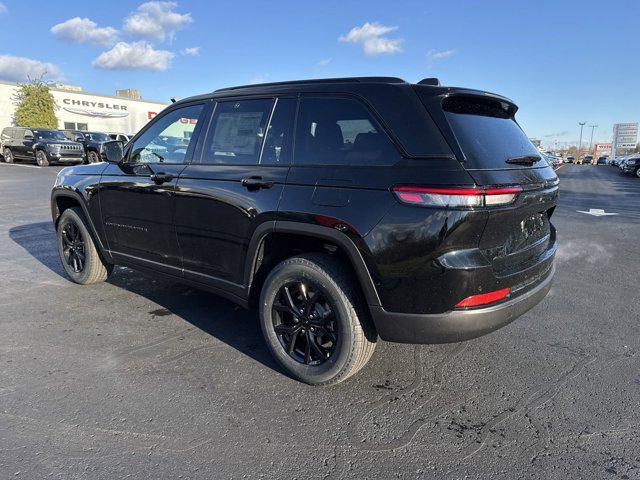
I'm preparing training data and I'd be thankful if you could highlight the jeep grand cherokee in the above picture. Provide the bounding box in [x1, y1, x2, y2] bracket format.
[51, 76, 558, 385]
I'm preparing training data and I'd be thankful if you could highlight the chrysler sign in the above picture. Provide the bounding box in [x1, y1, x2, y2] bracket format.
[62, 98, 130, 118]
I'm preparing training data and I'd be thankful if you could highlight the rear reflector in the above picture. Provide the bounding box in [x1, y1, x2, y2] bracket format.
[455, 288, 510, 308]
[392, 185, 522, 207]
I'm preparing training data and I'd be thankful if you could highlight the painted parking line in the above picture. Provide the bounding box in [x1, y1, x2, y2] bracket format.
[0, 162, 42, 169]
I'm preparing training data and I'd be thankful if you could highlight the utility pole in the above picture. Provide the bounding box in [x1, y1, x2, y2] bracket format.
[578, 122, 586, 159]
[588, 124, 598, 155]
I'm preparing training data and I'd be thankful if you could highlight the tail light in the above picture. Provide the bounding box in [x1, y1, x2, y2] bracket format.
[455, 288, 510, 308]
[392, 185, 522, 207]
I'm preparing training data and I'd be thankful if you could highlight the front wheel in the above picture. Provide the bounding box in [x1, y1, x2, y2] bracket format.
[635, 168, 640, 179]
[87, 151, 100, 163]
[57, 207, 113, 284]
[3, 147, 13, 163]
[259, 253, 376, 385]
[35, 150, 49, 167]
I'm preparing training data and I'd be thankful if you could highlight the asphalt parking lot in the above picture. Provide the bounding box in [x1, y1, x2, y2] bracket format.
[1, 162, 639, 479]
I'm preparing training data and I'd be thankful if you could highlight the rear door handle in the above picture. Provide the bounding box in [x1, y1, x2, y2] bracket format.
[150, 172, 174, 184]
[241, 177, 274, 190]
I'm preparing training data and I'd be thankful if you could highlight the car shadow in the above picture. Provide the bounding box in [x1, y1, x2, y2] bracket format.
[9, 221, 283, 376]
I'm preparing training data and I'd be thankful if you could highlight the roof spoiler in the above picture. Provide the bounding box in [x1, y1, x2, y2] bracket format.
[417, 77, 441, 86]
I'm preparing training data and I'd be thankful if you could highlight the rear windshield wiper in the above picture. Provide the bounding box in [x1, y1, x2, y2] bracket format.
[505, 155, 541, 165]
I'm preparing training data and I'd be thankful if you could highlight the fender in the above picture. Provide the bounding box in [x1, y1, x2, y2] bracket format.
[51, 188, 113, 263]
[244, 220, 381, 307]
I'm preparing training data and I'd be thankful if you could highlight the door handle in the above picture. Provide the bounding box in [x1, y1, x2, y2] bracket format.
[241, 177, 274, 190]
[150, 172, 174, 184]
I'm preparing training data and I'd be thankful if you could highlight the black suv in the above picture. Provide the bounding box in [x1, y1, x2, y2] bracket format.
[61, 130, 112, 164]
[2, 127, 85, 166]
[51, 77, 558, 385]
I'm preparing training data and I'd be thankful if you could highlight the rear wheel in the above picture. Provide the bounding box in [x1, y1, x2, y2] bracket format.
[635, 168, 640, 179]
[3, 148, 13, 163]
[35, 150, 49, 167]
[259, 253, 376, 385]
[87, 151, 100, 163]
[57, 207, 113, 284]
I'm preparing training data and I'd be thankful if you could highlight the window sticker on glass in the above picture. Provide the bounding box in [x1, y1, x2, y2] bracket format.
[211, 112, 265, 156]
[201, 99, 273, 165]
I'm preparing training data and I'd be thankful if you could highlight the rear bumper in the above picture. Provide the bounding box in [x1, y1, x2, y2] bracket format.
[371, 264, 554, 344]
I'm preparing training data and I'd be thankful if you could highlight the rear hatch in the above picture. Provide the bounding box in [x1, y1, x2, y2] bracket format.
[417, 89, 558, 282]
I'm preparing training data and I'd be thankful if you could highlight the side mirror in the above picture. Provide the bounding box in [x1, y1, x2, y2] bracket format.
[101, 140, 124, 163]
[23, 135, 34, 141]
[75, 137, 84, 142]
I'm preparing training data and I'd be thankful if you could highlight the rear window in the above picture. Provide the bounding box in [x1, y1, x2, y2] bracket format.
[443, 96, 546, 169]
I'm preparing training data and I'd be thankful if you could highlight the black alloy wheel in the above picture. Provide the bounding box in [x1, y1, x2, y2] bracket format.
[60, 220, 86, 273]
[272, 281, 338, 365]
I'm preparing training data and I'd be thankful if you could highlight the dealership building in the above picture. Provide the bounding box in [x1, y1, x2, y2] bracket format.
[0, 81, 169, 135]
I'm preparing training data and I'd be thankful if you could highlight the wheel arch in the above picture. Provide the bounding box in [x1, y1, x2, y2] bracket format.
[245, 221, 381, 310]
[51, 189, 111, 263]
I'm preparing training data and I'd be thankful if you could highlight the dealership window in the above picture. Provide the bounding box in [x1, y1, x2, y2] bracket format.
[64, 122, 88, 131]
[128, 103, 204, 164]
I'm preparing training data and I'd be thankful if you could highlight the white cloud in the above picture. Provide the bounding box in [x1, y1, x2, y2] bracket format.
[123, 1, 192, 42]
[317, 58, 332, 66]
[0, 3, 7, 15]
[426, 49, 457, 60]
[51, 17, 119, 46]
[339, 22, 403, 56]
[92, 41, 174, 71]
[250, 73, 269, 83]
[0, 54, 62, 82]
[181, 46, 200, 56]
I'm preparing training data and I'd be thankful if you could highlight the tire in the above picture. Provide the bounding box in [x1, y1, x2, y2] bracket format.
[3, 147, 13, 163]
[35, 149, 49, 167]
[259, 253, 377, 385]
[636, 168, 640, 179]
[87, 150, 100, 164]
[56, 207, 113, 285]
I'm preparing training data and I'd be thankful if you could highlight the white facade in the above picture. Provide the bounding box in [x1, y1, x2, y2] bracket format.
[0, 81, 168, 135]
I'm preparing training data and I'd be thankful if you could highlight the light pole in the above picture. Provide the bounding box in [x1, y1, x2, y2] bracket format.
[589, 124, 598, 155]
[578, 122, 586, 159]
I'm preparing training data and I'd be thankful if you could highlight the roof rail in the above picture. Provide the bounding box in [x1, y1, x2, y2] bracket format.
[214, 76, 407, 92]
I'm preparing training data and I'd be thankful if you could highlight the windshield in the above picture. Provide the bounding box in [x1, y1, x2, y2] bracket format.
[443, 96, 547, 170]
[33, 130, 68, 141]
[85, 132, 110, 142]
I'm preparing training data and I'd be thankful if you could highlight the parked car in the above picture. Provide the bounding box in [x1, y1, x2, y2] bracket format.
[596, 156, 608, 165]
[620, 156, 640, 177]
[61, 130, 112, 164]
[51, 76, 558, 385]
[582, 155, 594, 165]
[2, 127, 84, 166]
[566, 155, 575, 164]
[108, 133, 132, 143]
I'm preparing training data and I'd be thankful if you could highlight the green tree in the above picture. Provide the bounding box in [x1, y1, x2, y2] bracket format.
[13, 78, 58, 129]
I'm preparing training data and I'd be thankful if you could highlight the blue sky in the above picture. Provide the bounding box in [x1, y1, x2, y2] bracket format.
[0, 0, 638, 146]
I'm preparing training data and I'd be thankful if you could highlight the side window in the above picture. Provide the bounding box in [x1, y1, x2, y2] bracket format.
[201, 99, 273, 165]
[294, 97, 399, 166]
[260, 98, 296, 165]
[23, 130, 33, 139]
[128, 103, 204, 164]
